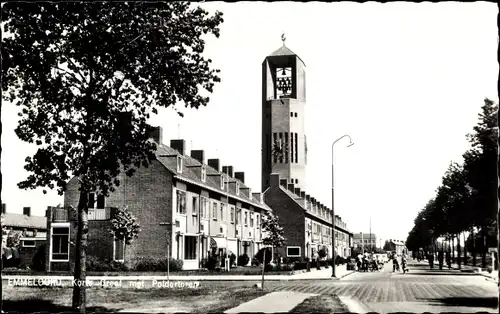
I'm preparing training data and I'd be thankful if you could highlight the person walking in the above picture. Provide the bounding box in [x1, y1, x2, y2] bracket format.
[446, 251, 452, 269]
[392, 253, 399, 272]
[438, 251, 444, 270]
[428, 252, 434, 269]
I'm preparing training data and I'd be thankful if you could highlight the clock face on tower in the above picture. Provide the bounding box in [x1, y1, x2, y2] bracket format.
[276, 67, 292, 98]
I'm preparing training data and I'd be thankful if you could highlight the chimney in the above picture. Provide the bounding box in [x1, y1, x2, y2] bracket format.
[222, 166, 233, 177]
[300, 191, 306, 199]
[147, 125, 163, 144]
[270, 173, 280, 188]
[234, 172, 245, 183]
[170, 139, 185, 155]
[311, 197, 316, 205]
[287, 183, 294, 192]
[23, 206, 31, 216]
[279, 179, 287, 187]
[191, 150, 205, 164]
[306, 195, 310, 201]
[207, 159, 220, 171]
[2, 203, 5, 214]
[294, 187, 301, 196]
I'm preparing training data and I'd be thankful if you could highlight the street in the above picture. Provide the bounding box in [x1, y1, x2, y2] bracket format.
[268, 260, 499, 313]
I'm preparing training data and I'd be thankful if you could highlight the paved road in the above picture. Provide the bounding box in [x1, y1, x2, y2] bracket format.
[268, 260, 499, 313]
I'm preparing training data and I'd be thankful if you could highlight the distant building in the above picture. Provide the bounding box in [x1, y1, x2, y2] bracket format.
[353, 233, 377, 252]
[1, 204, 47, 267]
[387, 239, 407, 255]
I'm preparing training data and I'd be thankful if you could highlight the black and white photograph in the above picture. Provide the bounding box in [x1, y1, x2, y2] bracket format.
[0, 1, 498, 313]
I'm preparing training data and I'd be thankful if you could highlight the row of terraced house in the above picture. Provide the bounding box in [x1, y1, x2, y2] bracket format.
[44, 127, 353, 271]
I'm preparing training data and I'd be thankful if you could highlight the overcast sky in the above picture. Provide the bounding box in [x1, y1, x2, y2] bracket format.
[1, 2, 497, 245]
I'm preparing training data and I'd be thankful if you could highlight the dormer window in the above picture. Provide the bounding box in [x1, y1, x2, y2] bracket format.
[220, 175, 225, 189]
[201, 166, 206, 182]
[177, 155, 183, 173]
[236, 183, 240, 195]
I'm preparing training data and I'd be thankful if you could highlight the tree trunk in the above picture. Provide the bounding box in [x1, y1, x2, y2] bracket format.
[472, 227, 476, 266]
[452, 237, 455, 263]
[261, 248, 266, 290]
[457, 233, 461, 269]
[72, 190, 89, 313]
[1, 196, 3, 314]
[482, 226, 487, 268]
[463, 232, 467, 265]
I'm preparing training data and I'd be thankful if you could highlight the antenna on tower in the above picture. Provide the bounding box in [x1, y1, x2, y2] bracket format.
[281, 32, 286, 46]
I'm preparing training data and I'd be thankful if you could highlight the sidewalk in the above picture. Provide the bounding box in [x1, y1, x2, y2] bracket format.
[224, 291, 318, 313]
[3, 266, 355, 282]
[451, 263, 499, 284]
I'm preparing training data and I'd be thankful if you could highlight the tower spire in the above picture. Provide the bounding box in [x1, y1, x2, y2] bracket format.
[281, 32, 286, 46]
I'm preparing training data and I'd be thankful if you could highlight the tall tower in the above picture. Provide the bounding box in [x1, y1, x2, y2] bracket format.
[261, 35, 307, 192]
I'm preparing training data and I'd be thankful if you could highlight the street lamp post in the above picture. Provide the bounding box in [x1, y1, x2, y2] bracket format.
[331, 134, 354, 277]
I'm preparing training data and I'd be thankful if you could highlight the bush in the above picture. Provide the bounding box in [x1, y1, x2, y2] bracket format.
[223, 253, 236, 267]
[318, 249, 327, 259]
[255, 248, 272, 265]
[203, 256, 219, 271]
[237, 254, 250, 266]
[335, 256, 348, 265]
[133, 257, 183, 272]
[30, 243, 46, 271]
[86, 256, 129, 272]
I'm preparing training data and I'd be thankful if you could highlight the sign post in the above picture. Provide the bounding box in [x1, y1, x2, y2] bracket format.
[160, 222, 173, 284]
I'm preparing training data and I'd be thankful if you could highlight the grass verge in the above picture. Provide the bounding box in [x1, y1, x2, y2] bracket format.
[2, 282, 269, 313]
[290, 293, 348, 314]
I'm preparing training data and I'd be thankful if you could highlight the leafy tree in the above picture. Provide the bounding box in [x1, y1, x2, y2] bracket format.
[383, 240, 392, 252]
[260, 210, 286, 289]
[2, 3, 223, 312]
[108, 206, 141, 260]
[463, 98, 498, 267]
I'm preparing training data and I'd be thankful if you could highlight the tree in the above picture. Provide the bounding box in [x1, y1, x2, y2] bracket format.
[463, 98, 498, 267]
[108, 206, 141, 260]
[383, 240, 391, 252]
[260, 210, 286, 289]
[2, 3, 223, 313]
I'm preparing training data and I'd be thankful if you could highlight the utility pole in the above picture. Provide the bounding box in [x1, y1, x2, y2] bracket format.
[369, 217, 372, 253]
[159, 221, 173, 284]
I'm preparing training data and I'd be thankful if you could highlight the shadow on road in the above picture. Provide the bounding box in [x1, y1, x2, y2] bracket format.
[408, 271, 478, 276]
[2, 299, 117, 313]
[422, 297, 499, 309]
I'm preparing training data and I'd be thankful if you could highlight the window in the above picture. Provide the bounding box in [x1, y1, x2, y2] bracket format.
[244, 211, 248, 226]
[284, 133, 289, 163]
[22, 240, 35, 247]
[88, 193, 95, 209]
[290, 112, 293, 117]
[272, 133, 278, 163]
[236, 183, 240, 195]
[287, 246, 301, 257]
[294, 133, 298, 163]
[230, 207, 235, 223]
[113, 237, 125, 261]
[220, 175, 224, 189]
[212, 202, 218, 220]
[220, 204, 225, 222]
[236, 208, 241, 225]
[295, 179, 298, 184]
[290, 132, 294, 164]
[184, 236, 197, 260]
[256, 214, 260, 229]
[250, 213, 254, 227]
[97, 194, 105, 208]
[278, 133, 283, 163]
[176, 190, 186, 214]
[192, 196, 198, 216]
[201, 166, 206, 182]
[201, 198, 208, 218]
[177, 155, 183, 173]
[51, 226, 70, 261]
[294, 112, 297, 117]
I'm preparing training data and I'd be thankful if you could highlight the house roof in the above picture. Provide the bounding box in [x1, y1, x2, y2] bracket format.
[2, 213, 47, 230]
[276, 186, 352, 234]
[267, 45, 306, 65]
[155, 143, 271, 211]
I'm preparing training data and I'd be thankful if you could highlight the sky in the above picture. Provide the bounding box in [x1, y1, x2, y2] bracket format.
[1, 2, 498, 245]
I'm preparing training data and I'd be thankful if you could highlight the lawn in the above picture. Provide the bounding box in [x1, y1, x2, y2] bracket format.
[2, 281, 269, 313]
[290, 293, 348, 313]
